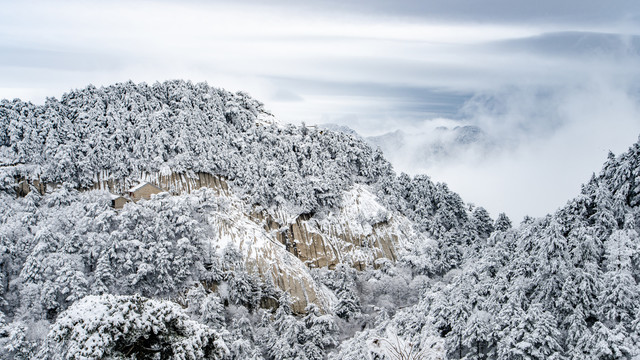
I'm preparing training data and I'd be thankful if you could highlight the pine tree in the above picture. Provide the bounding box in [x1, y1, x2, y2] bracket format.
[303, 303, 338, 360]
[599, 219, 639, 324]
[333, 266, 361, 321]
[443, 283, 471, 359]
[494, 213, 512, 232]
[228, 313, 261, 359]
[90, 252, 113, 295]
[471, 206, 494, 239]
[462, 310, 491, 359]
[200, 293, 226, 329]
[268, 293, 306, 360]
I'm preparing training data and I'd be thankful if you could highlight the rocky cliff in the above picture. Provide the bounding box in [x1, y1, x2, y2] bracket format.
[10, 169, 409, 313]
[124, 173, 412, 313]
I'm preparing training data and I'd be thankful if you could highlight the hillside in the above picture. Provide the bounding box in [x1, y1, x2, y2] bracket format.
[341, 148, 640, 359]
[0, 80, 639, 359]
[0, 80, 392, 214]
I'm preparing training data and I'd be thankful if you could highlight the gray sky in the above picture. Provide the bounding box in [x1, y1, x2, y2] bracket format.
[2, 0, 640, 221]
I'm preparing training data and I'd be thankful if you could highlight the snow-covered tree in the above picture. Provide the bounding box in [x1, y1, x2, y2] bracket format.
[494, 212, 512, 232]
[303, 303, 338, 359]
[43, 294, 227, 359]
[333, 265, 361, 321]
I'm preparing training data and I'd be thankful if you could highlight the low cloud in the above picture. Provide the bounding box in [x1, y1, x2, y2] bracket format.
[378, 75, 640, 221]
[1, 1, 639, 220]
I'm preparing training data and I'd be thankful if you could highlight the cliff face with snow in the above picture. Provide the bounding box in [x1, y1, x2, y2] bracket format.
[181, 174, 412, 313]
[1, 81, 468, 314]
[15, 170, 413, 313]
[0, 81, 513, 359]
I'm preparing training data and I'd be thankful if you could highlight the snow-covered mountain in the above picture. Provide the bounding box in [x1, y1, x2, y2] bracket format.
[1, 80, 640, 359]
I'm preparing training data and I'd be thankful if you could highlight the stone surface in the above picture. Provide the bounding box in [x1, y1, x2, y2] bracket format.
[14, 171, 410, 313]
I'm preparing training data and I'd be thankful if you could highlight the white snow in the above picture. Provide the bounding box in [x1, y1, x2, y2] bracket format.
[339, 184, 390, 234]
[159, 164, 172, 176]
[256, 111, 279, 126]
[127, 182, 149, 193]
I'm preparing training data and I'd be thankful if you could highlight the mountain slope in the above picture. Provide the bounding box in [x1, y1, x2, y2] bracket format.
[0, 80, 391, 215]
[0, 81, 486, 317]
[0, 81, 490, 359]
[5, 80, 635, 359]
[338, 142, 640, 359]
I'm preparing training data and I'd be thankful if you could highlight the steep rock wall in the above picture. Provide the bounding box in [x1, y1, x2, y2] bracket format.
[89, 170, 229, 196]
[11, 170, 410, 313]
[9, 168, 229, 197]
[206, 193, 333, 314]
[251, 184, 410, 272]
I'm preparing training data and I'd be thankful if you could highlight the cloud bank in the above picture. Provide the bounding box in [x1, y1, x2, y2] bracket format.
[1, 0, 640, 220]
[385, 78, 640, 221]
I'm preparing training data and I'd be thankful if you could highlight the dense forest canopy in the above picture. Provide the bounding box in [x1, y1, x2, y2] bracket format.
[0, 81, 639, 359]
[0, 80, 392, 214]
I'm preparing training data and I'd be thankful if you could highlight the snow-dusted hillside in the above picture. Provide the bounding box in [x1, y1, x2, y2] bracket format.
[0, 80, 391, 215]
[0, 81, 487, 359]
[2, 81, 640, 359]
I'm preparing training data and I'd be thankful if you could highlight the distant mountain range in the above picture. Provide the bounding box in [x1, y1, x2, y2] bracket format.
[322, 122, 493, 167]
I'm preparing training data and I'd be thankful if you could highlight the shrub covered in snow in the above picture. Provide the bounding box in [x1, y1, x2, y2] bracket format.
[42, 294, 227, 360]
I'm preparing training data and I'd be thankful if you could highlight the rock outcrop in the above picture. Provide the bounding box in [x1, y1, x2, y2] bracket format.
[11, 170, 410, 313]
[241, 184, 414, 311]
[89, 169, 229, 196]
[206, 180, 411, 313]
[253, 184, 410, 271]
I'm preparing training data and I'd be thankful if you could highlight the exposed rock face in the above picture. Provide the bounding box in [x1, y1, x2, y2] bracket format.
[207, 197, 333, 314]
[89, 170, 229, 196]
[253, 184, 410, 271]
[215, 182, 412, 313]
[12, 169, 229, 197]
[13, 171, 409, 313]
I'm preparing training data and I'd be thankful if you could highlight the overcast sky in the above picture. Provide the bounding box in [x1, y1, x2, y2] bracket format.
[2, 0, 640, 221]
